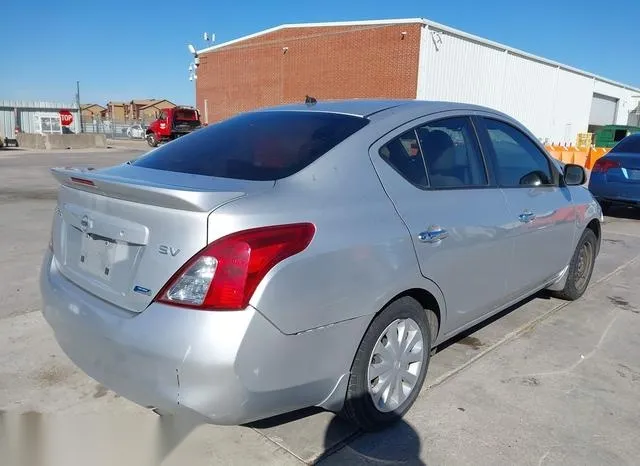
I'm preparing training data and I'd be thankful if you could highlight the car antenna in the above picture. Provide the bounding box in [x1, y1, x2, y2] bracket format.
[305, 95, 317, 105]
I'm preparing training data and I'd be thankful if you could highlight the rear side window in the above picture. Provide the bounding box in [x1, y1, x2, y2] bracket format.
[417, 117, 488, 188]
[611, 135, 640, 153]
[379, 130, 428, 188]
[133, 111, 369, 180]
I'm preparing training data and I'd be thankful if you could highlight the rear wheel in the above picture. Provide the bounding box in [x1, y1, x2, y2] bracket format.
[341, 297, 431, 431]
[553, 229, 597, 301]
[146, 133, 158, 147]
[599, 201, 611, 216]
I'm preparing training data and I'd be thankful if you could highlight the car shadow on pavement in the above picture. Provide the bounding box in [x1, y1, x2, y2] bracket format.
[435, 291, 546, 353]
[605, 206, 640, 221]
[317, 413, 426, 465]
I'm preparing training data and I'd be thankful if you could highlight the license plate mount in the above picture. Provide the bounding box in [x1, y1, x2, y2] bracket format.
[78, 234, 117, 281]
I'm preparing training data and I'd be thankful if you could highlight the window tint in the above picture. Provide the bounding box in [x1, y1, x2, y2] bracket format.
[417, 117, 487, 188]
[484, 118, 553, 187]
[611, 134, 640, 154]
[133, 111, 369, 181]
[175, 109, 198, 121]
[379, 130, 428, 187]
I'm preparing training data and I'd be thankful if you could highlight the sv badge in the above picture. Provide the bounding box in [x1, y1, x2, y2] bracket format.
[158, 245, 181, 257]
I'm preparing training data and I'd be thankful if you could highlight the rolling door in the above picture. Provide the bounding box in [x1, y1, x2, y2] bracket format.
[589, 93, 618, 126]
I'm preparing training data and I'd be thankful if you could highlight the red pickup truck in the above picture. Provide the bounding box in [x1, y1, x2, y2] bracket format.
[146, 107, 202, 147]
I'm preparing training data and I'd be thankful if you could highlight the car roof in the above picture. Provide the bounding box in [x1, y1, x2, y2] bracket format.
[259, 98, 506, 120]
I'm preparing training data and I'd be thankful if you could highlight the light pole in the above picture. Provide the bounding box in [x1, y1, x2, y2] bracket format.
[76, 80, 84, 133]
[188, 33, 215, 108]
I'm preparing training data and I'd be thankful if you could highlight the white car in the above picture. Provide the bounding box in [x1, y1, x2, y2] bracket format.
[126, 124, 145, 139]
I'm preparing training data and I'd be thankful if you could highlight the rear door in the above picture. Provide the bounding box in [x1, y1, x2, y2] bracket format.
[370, 114, 515, 335]
[475, 116, 576, 298]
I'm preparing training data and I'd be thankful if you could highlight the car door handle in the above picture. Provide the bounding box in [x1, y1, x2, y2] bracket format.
[518, 210, 536, 223]
[418, 227, 448, 243]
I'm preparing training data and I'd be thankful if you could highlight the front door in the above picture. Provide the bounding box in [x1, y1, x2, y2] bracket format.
[475, 116, 576, 299]
[370, 115, 516, 336]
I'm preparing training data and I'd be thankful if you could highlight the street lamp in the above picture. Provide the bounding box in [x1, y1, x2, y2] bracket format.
[187, 33, 214, 113]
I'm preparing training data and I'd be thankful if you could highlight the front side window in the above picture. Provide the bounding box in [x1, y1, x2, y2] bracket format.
[417, 117, 488, 188]
[133, 111, 369, 181]
[483, 118, 553, 187]
[379, 130, 427, 187]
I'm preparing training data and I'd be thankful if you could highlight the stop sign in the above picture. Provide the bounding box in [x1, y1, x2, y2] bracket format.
[59, 110, 73, 126]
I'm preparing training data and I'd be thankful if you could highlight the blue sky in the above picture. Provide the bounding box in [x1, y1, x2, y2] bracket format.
[2, 0, 638, 106]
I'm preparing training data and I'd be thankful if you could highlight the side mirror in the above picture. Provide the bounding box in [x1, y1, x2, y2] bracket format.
[564, 163, 586, 186]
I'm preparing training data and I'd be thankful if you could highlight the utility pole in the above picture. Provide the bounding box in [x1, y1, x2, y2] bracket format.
[76, 81, 84, 133]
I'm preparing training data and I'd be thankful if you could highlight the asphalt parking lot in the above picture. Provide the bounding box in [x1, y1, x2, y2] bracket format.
[1, 148, 639, 465]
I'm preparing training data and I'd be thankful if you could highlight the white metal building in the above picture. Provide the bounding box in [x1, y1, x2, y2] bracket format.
[197, 18, 640, 145]
[414, 18, 640, 144]
[0, 100, 81, 139]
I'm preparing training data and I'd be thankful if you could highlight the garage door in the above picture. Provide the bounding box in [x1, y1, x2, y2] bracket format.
[589, 93, 618, 126]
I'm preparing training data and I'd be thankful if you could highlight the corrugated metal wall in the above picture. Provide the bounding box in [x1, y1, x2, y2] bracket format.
[0, 100, 80, 138]
[416, 25, 637, 144]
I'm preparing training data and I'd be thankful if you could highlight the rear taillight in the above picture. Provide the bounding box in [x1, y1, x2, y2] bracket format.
[155, 223, 315, 310]
[592, 158, 621, 173]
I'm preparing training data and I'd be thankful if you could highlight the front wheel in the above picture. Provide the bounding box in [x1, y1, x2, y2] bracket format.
[553, 228, 597, 301]
[146, 133, 158, 147]
[341, 297, 431, 431]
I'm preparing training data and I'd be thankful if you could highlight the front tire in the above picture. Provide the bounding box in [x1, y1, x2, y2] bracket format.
[146, 133, 158, 147]
[553, 228, 597, 301]
[341, 297, 431, 431]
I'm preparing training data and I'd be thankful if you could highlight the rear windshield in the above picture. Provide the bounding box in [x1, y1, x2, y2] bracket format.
[174, 109, 198, 121]
[611, 135, 640, 154]
[133, 111, 369, 180]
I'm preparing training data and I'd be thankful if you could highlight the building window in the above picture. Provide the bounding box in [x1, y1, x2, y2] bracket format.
[38, 116, 62, 134]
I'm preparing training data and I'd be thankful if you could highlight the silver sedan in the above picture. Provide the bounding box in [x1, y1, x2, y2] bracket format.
[41, 99, 602, 431]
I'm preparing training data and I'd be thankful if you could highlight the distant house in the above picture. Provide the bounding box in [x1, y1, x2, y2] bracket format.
[138, 99, 176, 121]
[104, 101, 126, 121]
[127, 99, 175, 121]
[81, 104, 106, 121]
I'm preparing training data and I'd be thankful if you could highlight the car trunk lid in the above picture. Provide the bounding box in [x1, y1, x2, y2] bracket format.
[50, 164, 273, 312]
[606, 153, 640, 183]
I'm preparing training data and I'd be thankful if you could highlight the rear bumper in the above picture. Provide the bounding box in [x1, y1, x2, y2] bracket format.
[589, 175, 640, 205]
[40, 251, 359, 424]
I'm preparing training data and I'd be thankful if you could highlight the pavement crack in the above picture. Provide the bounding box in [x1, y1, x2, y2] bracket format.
[503, 311, 619, 383]
[428, 251, 640, 391]
[538, 449, 551, 466]
[250, 427, 308, 464]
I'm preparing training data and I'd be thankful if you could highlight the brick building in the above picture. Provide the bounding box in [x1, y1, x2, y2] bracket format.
[195, 18, 639, 144]
[196, 19, 422, 124]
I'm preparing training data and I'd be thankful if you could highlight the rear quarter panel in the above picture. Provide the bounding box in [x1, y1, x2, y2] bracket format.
[207, 131, 447, 336]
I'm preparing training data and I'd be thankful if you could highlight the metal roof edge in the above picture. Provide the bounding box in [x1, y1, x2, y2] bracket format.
[197, 17, 639, 93]
[196, 18, 425, 54]
[420, 18, 640, 93]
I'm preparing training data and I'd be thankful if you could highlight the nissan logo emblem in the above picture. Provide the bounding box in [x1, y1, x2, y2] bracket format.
[80, 215, 90, 232]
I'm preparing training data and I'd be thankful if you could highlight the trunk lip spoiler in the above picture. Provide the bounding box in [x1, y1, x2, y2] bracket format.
[50, 167, 264, 212]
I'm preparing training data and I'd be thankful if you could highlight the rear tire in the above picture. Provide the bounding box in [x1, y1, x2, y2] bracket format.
[341, 297, 431, 432]
[553, 229, 597, 301]
[146, 133, 158, 147]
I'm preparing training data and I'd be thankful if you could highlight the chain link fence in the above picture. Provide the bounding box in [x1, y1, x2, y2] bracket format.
[81, 118, 154, 140]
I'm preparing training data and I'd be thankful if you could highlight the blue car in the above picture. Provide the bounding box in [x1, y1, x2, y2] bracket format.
[589, 133, 640, 214]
